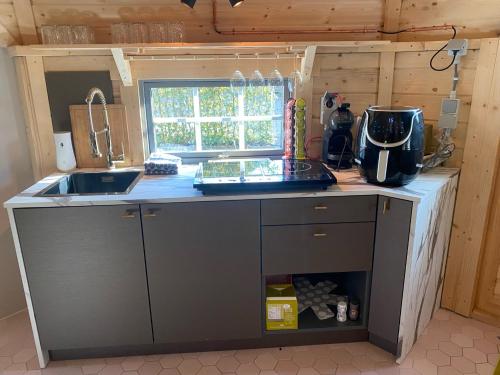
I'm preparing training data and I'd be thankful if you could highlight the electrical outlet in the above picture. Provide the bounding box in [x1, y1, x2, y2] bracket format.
[446, 39, 468, 58]
[438, 98, 460, 129]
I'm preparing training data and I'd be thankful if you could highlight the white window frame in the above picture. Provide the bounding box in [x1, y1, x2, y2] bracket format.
[141, 80, 288, 161]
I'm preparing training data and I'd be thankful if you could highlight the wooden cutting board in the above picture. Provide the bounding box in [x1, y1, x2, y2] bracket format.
[69, 104, 131, 168]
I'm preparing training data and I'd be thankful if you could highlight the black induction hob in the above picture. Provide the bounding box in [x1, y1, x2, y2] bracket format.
[193, 158, 337, 194]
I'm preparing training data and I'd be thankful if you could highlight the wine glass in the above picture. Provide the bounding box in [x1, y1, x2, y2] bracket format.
[248, 54, 265, 87]
[230, 54, 246, 95]
[288, 53, 303, 93]
[268, 53, 284, 87]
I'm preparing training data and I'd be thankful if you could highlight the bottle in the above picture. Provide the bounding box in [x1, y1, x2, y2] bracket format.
[337, 301, 347, 322]
[349, 298, 360, 321]
[54, 132, 77, 172]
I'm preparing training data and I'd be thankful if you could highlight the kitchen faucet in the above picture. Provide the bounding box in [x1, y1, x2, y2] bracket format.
[85, 87, 115, 169]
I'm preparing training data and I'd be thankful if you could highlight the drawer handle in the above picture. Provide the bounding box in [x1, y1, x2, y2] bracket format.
[314, 205, 328, 210]
[122, 210, 137, 219]
[313, 233, 327, 238]
[143, 208, 159, 218]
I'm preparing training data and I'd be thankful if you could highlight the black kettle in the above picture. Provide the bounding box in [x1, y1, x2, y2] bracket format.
[355, 106, 424, 186]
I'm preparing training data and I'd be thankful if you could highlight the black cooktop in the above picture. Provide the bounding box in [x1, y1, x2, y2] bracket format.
[193, 158, 337, 194]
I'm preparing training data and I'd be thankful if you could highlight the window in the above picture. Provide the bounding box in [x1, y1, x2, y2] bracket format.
[142, 80, 288, 159]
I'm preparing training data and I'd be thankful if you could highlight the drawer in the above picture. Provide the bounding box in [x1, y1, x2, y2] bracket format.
[262, 222, 374, 275]
[261, 196, 377, 225]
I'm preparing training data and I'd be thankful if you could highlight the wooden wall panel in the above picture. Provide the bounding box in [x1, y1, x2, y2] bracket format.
[473, 143, 500, 326]
[399, 0, 500, 41]
[14, 56, 56, 180]
[1, 0, 500, 46]
[442, 38, 500, 316]
[391, 47, 478, 168]
[0, 3, 20, 44]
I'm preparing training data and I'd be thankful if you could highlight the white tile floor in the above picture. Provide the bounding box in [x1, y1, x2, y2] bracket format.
[0, 309, 498, 375]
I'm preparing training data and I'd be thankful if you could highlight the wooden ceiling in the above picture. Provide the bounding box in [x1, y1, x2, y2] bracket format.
[1, 0, 500, 46]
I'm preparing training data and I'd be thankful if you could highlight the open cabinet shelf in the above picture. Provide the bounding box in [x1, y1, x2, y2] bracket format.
[263, 271, 370, 335]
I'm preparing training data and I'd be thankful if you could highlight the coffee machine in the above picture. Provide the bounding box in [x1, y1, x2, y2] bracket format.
[321, 92, 355, 169]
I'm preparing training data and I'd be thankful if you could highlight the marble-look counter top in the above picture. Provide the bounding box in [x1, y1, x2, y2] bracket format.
[4, 166, 459, 209]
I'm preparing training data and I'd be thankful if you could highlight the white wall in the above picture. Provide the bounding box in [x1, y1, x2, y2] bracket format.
[0, 48, 34, 318]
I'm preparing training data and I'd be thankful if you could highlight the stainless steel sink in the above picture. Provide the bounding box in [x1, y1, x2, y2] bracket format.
[36, 171, 142, 197]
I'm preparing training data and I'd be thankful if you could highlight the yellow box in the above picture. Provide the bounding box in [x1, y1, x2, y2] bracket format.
[266, 284, 298, 330]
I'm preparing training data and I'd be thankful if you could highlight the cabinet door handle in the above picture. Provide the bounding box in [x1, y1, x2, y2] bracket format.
[383, 199, 391, 214]
[313, 233, 327, 238]
[122, 210, 137, 219]
[314, 205, 328, 210]
[143, 208, 159, 218]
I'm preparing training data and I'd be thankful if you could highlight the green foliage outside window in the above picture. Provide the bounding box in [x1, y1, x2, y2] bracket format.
[150, 84, 283, 152]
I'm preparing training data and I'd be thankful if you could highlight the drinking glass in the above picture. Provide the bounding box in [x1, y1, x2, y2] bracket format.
[71, 25, 93, 44]
[111, 23, 129, 43]
[248, 69, 265, 87]
[40, 25, 57, 44]
[148, 23, 167, 43]
[268, 53, 284, 87]
[248, 54, 265, 87]
[230, 69, 246, 95]
[268, 68, 284, 87]
[55, 25, 72, 44]
[129, 23, 148, 43]
[288, 54, 303, 93]
[168, 21, 185, 43]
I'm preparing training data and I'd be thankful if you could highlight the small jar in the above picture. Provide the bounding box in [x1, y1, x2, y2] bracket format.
[349, 298, 360, 321]
[337, 301, 347, 322]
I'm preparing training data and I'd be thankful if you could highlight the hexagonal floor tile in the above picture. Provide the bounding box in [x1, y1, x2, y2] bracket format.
[255, 353, 278, 370]
[199, 353, 222, 366]
[275, 360, 299, 375]
[235, 362, 259, 375]
[427, 349, 451, 366]
[413, 358, 438, 375]
[312, 357, 337, 375]
[197, 365, 222, 375]
[178, 359, 202, 375]
[160, 355, 184, 369]
[463, 347, 487, 363]
[450, 356, 476, 374]
[439, 341, 462, 357]
[216, 356, 240, 373]
[450, 333, 474, 348]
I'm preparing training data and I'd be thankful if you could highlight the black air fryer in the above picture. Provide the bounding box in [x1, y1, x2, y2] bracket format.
[355, 106, 424, 186]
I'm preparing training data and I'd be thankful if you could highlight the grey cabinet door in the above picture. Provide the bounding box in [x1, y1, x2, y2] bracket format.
[14, 205, 153, 350]
[141, 201, 261, 343]
[368, 196, 413, 355]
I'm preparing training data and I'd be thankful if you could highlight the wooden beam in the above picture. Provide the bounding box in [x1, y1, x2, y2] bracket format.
[442, 38, 500, 316]
[377, 51, 395, 105]
[7, 40, 482, 58]
[14, 56, 56, 180]
[382, 0, 403, 41]
[119, 84, 145, 165]
[300, 45, 317, 83]
[13, 0, 39, 45]
[111, 48, 133, 86]
[0, 21, 18, 46]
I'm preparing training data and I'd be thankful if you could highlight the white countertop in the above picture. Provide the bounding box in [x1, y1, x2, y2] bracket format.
[3, 166, 459, 209]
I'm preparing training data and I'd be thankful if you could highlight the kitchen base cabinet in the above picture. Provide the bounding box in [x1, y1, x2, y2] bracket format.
[368, 197, 413, 355]
[6, 170, 457, 368]
[141, 201, 262, 343]
[14, 205, 153, 350]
